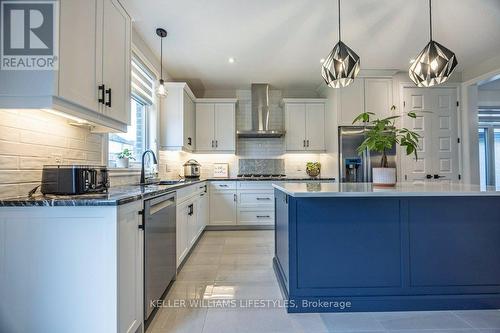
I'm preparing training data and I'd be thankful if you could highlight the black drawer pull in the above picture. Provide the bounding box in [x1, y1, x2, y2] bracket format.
[105, 88, 112, 107]
[256, 197, 271, 200]
[98, 84, 105, 104]
[256, 215, 271, 218]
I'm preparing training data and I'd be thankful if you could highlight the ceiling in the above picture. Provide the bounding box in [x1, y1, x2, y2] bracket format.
[123, 0, 500, 93]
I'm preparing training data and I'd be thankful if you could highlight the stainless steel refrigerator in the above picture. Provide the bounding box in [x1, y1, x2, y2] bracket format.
[338, 126, 396, 183]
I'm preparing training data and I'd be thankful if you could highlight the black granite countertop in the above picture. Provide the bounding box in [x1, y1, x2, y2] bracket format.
[0, 179, 206, 207]
[206, 177, 336, 181]
[0, 177, 336, 207]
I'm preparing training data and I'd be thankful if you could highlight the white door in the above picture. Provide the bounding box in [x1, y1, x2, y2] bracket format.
[305, 103, 325, 151]
[196, 103, 215, 151]
[285, 103, 306, 151]
[431, 88, 459, 182]
[365, 79, 393, 119]
[339, 78, 365, 125]
[209, 192, 237, 225]
[118, 202, 143, 333]
[183, 92, 196, 151]
[403, 87, 459, 182]
[176, 200, 190, 266]
[102, 0, 130, 124]
[214, 103, 235, 151]
[58, 0, 100, 113]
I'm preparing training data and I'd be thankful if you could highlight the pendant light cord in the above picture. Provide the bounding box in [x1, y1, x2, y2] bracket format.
[160, 37, 163, 80]
[429, 0, 433, 41]
[338, 0, 341, 41]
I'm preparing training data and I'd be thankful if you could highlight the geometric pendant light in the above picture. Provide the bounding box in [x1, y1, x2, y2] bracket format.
[321, 0, 360, 88]
[409, 0, 458, 87]
[156, 28, 168, 97]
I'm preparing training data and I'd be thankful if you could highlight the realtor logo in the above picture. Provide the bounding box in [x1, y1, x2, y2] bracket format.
[1, 0, 59, 70]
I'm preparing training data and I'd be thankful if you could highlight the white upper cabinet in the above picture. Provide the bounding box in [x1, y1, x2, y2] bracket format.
[339, 79, 365, 126]
[160, 82, 197, 151]
[339, 78, 394, 125]
[364, 78, 394, 119]
[101, 0, 131, 125]
[195, 99, 237, 152]
[283, 99, 326, 152]
[0, 0, 132, 132]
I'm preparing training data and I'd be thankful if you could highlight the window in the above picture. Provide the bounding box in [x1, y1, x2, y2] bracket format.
[108, 53, 157, 167]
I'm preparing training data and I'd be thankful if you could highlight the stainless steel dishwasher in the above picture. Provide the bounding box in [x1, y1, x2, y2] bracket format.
[143, 192, 176, 323]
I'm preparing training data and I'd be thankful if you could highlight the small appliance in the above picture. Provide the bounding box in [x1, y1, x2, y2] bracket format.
[183, 159, 201, 178]
[41, 165, 109, 195]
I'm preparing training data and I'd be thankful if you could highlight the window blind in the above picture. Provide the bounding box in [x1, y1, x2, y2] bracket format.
[131, 54, 155, 106]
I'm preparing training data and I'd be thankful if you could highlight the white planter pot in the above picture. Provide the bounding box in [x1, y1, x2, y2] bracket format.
[116, 158, 129, 168]
[372, 167, 396, 186]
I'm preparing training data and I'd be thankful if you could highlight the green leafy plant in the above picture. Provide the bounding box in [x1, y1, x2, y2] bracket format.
[352, 106, 421, 168]
[117, 148, 135, 160]
[306, 162, 321, 177]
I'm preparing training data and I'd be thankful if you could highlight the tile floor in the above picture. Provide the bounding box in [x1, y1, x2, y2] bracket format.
[147, 230, 500, 333]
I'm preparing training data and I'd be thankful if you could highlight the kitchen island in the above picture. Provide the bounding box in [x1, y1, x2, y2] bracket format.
[273, 182, 500, 313]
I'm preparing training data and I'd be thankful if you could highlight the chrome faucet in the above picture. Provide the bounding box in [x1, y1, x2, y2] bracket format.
[140, 149, 158, 184]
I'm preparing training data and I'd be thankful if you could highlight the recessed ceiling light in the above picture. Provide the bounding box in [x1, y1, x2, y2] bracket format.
[320, 58, 325, 63]
[228, 57, 235, 63]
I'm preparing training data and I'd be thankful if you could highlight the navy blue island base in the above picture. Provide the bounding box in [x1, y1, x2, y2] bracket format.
[273, 186, 500, 313]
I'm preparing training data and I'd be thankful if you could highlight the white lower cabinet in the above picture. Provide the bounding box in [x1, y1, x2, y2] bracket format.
[118, 201, 143, 333]
[176, 182, 207, 267]
[208, 181, 276, 226]
[209, 190, 237, 225]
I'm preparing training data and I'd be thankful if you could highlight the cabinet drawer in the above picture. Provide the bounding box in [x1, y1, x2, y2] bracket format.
[210, 181, 236, 191]
[237, 181, 278, 190]
[177, 183, 202, 203]
[238, 210, 274, 225]
[239, 191, 274, 207]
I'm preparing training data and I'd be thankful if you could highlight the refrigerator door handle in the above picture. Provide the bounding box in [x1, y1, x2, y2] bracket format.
[365, 149, 371, 182]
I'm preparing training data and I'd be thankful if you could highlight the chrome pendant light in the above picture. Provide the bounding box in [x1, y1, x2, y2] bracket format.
[156, 28, 168, 97]
[409, 0, 458, 87]
[321, 0, 360, 88]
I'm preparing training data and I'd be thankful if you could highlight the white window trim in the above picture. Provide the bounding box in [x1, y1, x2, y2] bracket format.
[104, 43, 161, 172]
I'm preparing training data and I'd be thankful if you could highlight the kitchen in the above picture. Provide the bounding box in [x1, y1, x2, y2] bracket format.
[1, 0, 500, 333]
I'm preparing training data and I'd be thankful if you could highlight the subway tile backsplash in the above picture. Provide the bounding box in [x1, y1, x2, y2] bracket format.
[0, 109, 103, 198]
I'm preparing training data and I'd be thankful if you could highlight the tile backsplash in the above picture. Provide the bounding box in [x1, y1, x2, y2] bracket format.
[0, 109, 103, 198]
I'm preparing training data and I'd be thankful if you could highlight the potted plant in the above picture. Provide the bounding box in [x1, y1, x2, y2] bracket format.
[116, 148, 135, 168]
[306, 162, 321, 178]
[352, 106, 421, 186]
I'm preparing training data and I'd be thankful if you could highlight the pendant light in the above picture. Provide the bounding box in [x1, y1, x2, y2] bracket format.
[408, 0, 458, 87]
[321, 0, 360, 88]
[156, 28, 168, 97]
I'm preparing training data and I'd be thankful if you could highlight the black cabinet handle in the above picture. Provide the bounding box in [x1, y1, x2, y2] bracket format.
[188, 204, 194, 216]
[433, 174, 445, 179]
[426, 174, 433, 179]
[257, 215, 271, 218]
[211, 140, 214, 148]
[98, 84, 105, 104]
[303, 140, 306, 147]
[105, 88, 112, 107]
[307, 140, 310, 147]
[256, 197, 271, 201]
[188, 137, 192, 146]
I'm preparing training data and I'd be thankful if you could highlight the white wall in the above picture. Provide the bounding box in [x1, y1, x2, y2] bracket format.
[0, 109, 103, 198]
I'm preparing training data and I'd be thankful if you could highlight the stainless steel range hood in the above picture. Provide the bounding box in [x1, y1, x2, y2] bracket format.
[237, 84, 285, 138]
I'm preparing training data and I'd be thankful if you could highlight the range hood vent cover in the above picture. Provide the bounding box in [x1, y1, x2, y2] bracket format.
[237, 84, 285, 138]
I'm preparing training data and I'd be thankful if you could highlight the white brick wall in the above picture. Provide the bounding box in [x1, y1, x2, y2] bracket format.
[0, 109, 104, 198]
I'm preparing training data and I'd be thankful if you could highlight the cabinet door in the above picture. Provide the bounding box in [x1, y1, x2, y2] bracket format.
[197, 192, 209, 231]
[214, 103, 236, 151]
[365, 79, 393, 119]
[176, 201, 190, 266]
[196, 103, 215, 151]
[58, 0, 100, 113]
[339, 79, 365, 125]
[285, 103, 306, 151]
[102, 0, 131, 124]
[184, 92, 196, 151]
[209, 192, 237, 225]
[118, 202, 143, 333]
[305, 103, 325, 151]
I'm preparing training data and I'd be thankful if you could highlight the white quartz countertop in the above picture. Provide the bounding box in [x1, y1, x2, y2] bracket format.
[272, 182, 500, 197]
